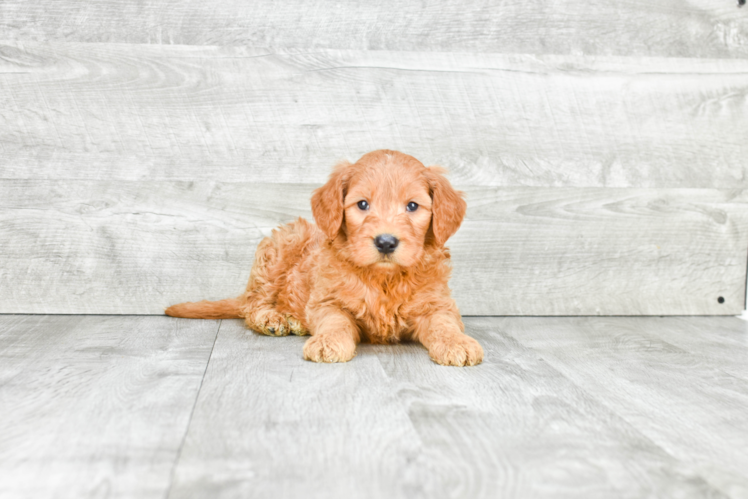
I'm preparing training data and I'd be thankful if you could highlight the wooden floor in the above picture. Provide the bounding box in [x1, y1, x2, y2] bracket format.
[1, 315, 747, 498]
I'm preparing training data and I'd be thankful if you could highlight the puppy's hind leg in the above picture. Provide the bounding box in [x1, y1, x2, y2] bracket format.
[241, 234, 295, 337]
[247, 309, 309, 337]
[244, 304, 292, 336]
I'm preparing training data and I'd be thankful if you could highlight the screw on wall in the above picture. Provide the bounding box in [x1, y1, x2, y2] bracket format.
[740, 0, 746, 7]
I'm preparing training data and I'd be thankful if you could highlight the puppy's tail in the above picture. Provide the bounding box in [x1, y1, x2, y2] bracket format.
[165, 298, 244, 319]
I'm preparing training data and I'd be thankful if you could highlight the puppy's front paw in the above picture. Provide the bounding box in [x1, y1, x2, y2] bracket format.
[428, 334, 484, 366]
[303, 334, 357, 363]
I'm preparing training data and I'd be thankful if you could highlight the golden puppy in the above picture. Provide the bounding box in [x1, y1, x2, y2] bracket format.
[166, 150, 483, 366]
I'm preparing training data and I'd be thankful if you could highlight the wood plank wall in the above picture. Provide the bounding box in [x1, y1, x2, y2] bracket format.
[1, 1, 747, 315]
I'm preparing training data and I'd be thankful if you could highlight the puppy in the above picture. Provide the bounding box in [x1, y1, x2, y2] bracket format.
[166, 150, 483, 366]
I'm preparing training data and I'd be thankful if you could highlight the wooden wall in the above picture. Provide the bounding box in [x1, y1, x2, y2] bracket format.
[1, 1, 747, 315]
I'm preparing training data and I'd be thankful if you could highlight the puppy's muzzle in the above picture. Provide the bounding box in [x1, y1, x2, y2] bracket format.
[374, 234, 399, 254]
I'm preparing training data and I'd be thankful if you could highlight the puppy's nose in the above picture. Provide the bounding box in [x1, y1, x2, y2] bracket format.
[374, 234, 399, 254]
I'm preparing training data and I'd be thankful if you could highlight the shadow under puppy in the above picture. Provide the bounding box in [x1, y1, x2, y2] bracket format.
[166, 150, 483, 366]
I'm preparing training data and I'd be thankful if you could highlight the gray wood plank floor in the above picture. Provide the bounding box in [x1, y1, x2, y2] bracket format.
[2, 314, 747, 498]
[0, 315, 219, 497]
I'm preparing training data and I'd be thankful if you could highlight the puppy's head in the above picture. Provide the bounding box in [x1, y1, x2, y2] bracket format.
[311, 150, 466, 269]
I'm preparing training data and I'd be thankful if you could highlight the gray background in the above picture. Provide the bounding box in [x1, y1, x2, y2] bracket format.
[1, 1, 747, 314]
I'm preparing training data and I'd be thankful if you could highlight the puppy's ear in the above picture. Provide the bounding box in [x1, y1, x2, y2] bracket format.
[311, 160, 352, 240]
[425, 166, 466, 247]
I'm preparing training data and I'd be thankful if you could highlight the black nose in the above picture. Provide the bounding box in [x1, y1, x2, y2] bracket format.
[374, 234, 399, 254]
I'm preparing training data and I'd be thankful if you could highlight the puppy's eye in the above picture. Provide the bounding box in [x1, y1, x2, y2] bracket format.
[357, 200, 369, 211]
[406, 201, 419, 212]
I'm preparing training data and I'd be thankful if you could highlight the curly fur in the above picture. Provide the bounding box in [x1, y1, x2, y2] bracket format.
[166, 150, 483, 366]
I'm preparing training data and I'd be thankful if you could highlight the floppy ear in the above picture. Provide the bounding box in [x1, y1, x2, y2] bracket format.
[425, 166, 466, 247]
[311, 161, 352, 240]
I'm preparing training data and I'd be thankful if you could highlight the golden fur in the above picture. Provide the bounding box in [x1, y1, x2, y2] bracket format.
[166, 150, 483, 366]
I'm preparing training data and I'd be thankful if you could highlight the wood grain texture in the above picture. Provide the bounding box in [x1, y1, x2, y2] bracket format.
[0, 315, 219, 498]
[168, 317, 725, 497]
[458, 186, 748, 315]
[2, 43, 748, 188]
[629, 316, 748, 381]
[2, 315, 746, 497]
[502, 316, 748, 497]
[168, 320, 425, 498]
[2, 181, 746, 315]
[1, 0, 746, 59]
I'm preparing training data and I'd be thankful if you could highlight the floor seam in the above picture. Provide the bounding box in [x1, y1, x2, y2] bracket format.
[164, 319, 222, 499]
